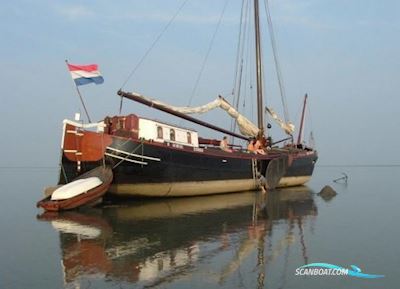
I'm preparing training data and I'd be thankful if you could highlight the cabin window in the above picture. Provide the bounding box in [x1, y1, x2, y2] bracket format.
[157, 126, 163, 139]
[117, 118, 125, 130]
[170, 129, 175, 141]
[187, 132, 192, 144]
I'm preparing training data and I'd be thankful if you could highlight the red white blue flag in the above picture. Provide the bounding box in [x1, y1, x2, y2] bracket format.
[67, 63, 104, 86]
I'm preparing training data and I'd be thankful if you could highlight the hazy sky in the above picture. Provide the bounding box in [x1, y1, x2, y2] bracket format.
[1, 0, 399, 167]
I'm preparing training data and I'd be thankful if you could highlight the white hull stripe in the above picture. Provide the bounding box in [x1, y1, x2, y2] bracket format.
[66, 130, 83, 136]
[106, 147, 160, 161]
[104, 153, 148, 165]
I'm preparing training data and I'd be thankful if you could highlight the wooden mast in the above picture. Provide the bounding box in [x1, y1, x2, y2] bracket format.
[297, 93, 308, 145]
[254, 0, 264, 136]
[118, 2, 266, 142]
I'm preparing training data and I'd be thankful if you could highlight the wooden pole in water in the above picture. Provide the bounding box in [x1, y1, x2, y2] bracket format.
[297, 94, 308, 145]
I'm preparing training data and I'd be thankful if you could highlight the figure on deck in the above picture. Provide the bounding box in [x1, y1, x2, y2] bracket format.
[220, 136, 233, 153]
[247, 137, 266, 155]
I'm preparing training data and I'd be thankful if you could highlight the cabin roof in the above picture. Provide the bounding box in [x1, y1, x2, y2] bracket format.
[139, 117, 198, 133]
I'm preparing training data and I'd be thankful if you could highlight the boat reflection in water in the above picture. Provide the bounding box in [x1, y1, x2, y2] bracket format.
[38, 187, 317, 288]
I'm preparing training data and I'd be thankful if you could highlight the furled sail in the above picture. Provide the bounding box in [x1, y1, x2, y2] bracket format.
[151, 98, 222, 114]
[266, 107, 295, 135]
[133, 93, 259, 137]
[217, 97, 260, 137]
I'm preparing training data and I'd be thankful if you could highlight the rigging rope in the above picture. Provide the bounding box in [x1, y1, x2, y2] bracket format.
[230, 0, 249, 136]
[187, 0, 230, 106]
[306, 95, 316, 147]
[248, 2, 256, 126]
[120, 0, 190, 90]
[231, 0, 248, 99]
[263, 0, 290, 123]
[232, 0, 257, 138]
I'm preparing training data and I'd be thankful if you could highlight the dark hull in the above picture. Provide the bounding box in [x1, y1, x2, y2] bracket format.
[59, 134, 317, 197]
[278, 149, 318, 187]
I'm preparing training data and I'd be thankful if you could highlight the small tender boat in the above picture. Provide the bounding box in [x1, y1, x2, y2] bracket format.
[37, 166, 113, 211]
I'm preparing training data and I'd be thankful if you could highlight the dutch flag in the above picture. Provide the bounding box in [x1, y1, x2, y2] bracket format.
[67, 63, 104, 86]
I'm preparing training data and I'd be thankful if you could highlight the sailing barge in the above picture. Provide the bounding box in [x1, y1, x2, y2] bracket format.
[57, 0, 317, 197]
[59, 94, 317, 197]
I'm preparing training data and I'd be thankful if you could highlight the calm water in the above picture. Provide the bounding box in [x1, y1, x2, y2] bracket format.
[0, 166, 399, 289]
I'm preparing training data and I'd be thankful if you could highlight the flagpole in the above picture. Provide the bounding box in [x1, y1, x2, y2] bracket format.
[74, 84, 92, 123]
[65, 60, 92, 123]
[119, 96, 123, 114]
